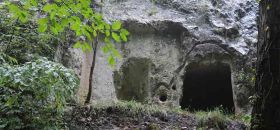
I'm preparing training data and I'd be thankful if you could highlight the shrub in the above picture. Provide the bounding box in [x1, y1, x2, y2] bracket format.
[0, 58, 79, 129]
[0, 9, 56, 64]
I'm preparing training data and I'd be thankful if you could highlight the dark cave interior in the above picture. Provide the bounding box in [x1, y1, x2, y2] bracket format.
[180, 62, 235, 112]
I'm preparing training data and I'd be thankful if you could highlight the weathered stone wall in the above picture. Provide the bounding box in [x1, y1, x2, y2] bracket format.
[56, 0, 258, 114]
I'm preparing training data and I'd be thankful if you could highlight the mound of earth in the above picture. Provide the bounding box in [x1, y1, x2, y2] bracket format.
[64, 101, 247, 130]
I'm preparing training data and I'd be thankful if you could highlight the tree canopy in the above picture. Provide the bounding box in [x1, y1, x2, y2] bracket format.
[3, 0, 129, 65]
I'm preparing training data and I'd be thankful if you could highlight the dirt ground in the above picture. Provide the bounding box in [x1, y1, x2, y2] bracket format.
[64, 103, 247, 130]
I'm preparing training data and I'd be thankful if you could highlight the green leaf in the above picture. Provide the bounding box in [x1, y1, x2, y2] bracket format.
[6, 96, 16, 107]
[38, 18, 48, 32]
[112, 48, 122, 58]
[61, 18, 69, 28]
[70, 16, 81, 31]
[120, 29, 130, 36]
[83, 28, 92, 40]
[8, 4, 20, 13]
[108, 55, 115, 66]
[42, 4, 53, 12]
[30, 0, 38, 7]
[112, 21, 122, 31]
[57, 5, 69, 17]
[93, 30, 97, 37]
[23, 3, 32, 10]
[85, 25, 93, 33]
[102, 46, 109, 54]
[97, 23, 104, 31]
[82, 8, 93, 18]
[70, 23, 80, 31]
[50, 26, 58, 35]
[54, 0, 62, 2]
[91, 23, 96, 28]
[112, 32, 121, 43]
[106, 41, 114, 48]
[105, 23, 110, 30]
[81, 42, 92, 52]
[50, 11, 56, 20]
[73, 41, 82, 49]
[105, 30, 110, 37]
[104, 37, 111, 44]
[94, 13, 103, 21]
[18, 11, 29, 23]
[120, 33, 127, 42]
[80, 0, 91, 8]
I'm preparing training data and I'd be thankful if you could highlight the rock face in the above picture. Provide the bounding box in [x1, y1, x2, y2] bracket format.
[56, 0, 258, 114]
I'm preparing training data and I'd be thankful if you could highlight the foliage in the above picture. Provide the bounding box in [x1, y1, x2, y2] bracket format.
[194, 108, 251, 129]
[0, 9, 55, 64]
[0, 58, 79, 129]
[3, 0, 130, 105]
[195, 108, 231, 129]
[241, 114, 252, 126]
[237, 68, 256, 88]
[4, 0, 129, 66]
[0, 52, 18, 65]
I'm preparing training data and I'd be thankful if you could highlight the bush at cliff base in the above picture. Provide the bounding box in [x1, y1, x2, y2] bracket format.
[0, 58, 79, 129]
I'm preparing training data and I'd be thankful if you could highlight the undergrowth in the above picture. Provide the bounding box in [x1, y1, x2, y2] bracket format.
[0, 58, 79, 129]
[195, 108, 233, 129]
[89, 100, 249, 128]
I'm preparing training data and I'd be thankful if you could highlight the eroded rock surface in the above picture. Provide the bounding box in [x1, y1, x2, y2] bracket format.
[57, 0, 258, 114]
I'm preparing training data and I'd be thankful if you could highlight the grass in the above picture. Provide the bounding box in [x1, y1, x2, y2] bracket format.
[88, 100, 249, 129]
[91, 100, 169, 116]
[91, 100, 195, 117]
[194, 108, 232, 129]
[194, 107, 251, 129]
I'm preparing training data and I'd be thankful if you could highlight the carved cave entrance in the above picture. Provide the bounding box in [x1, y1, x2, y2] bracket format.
[116, 58, 150, 102]
[180, 62, 235, 112]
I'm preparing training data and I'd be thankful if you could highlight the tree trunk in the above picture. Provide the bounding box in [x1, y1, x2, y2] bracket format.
[84, 38, 98, 104]
[251, 0, 280, 129]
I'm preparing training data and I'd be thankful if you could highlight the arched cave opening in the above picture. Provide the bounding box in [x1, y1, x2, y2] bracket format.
[180, 62, 235, 113]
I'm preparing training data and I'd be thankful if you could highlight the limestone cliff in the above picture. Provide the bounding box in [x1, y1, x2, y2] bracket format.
[56, 0, 258, 114]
